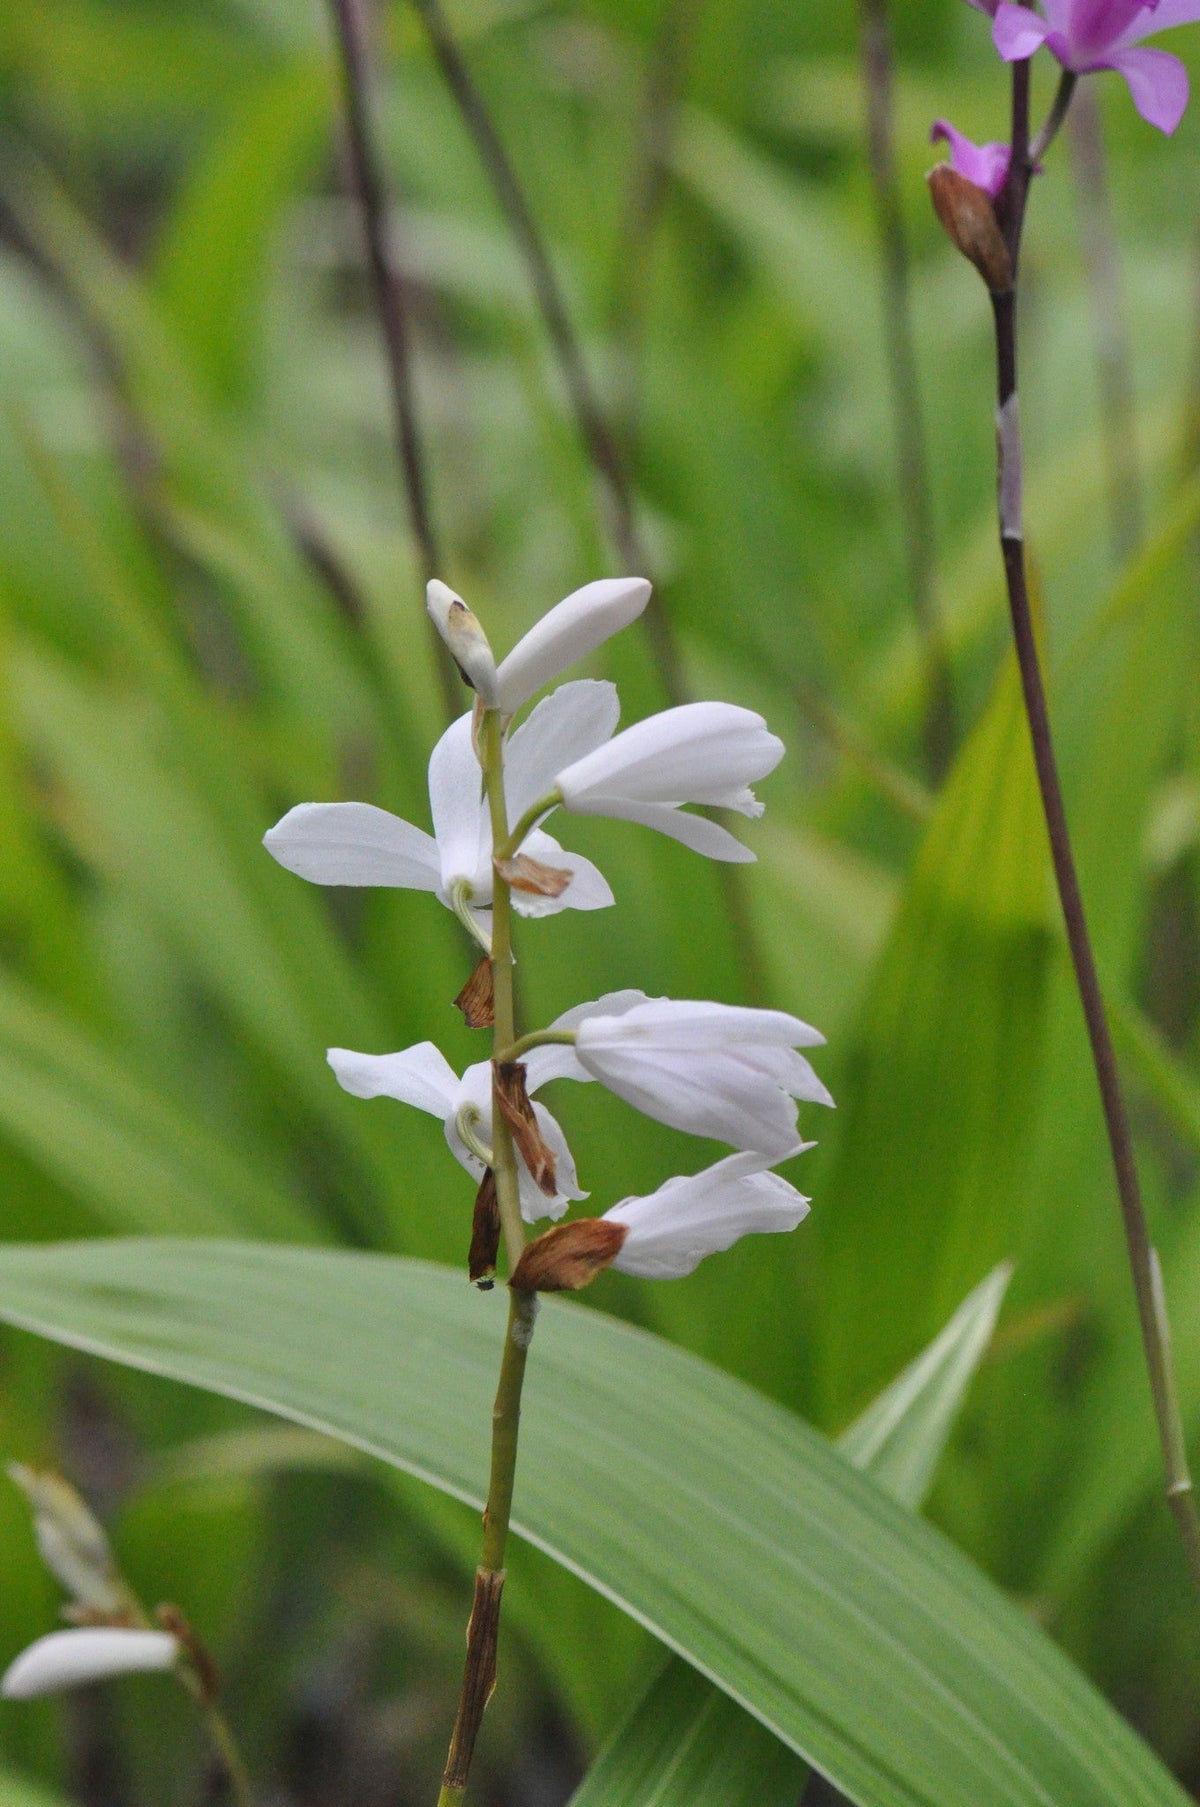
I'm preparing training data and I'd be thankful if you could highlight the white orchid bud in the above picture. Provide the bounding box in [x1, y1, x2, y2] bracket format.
[8, 1465, 128, 1619]
[1, 1628, 179, 1698]
[427, 580, 500, 705]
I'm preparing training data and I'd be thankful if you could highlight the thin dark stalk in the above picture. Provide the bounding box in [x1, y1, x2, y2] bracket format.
[409, 0, 771, 1002]
[1068, 83, 1143, 562]
[609, 0, 701, 445]
[990, 62, 1200, 1591]
[406, 0, 686, 704]
[326, 0, 461, 722]
[858, 0, 954, 785]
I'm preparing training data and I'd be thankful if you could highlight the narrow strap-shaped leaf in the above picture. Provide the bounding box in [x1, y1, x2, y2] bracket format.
[570, 1265, 1012, 1807]
[0, 1241, 1185, 1807]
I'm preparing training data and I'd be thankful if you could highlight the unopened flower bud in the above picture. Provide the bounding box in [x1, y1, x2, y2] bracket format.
[509, 1218, 628, 1293]
[927, 163, 1013, 295]
[8, 1465, 131, 1621]
[427, 580, 499, 705]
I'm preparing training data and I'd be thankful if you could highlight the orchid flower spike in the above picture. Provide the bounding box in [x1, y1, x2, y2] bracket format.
[519, 992, 833, 1158]
[326, 1040, 589, 1222]
[2, 1628, 180, 1698]
[265, 681, 619, 937]
[993, 0, 1200, 133]
[930, 120, 1012, 197]
[550, 702, 785, 862]
[603, 1148, 813, 1280]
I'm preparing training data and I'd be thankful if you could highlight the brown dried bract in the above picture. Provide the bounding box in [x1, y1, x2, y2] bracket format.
[509, 1218, 628, 1294]
[493, 853, 572, 897]
[454, 956, 495, 1028]
[493, 1061, 558, 1197]
[442, 1568, 505, 1789]
[927, 164, 1013, 296]
[469, 1169, 500, 1288]
[156, 1602, 219, 1701]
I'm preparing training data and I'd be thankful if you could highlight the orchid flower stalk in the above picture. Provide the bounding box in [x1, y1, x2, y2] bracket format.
[930, 0, 1200, 1593]
[262, 575, 831, 1803]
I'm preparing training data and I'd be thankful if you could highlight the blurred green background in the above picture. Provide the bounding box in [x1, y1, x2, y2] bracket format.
[0, 0, 1199, 1799]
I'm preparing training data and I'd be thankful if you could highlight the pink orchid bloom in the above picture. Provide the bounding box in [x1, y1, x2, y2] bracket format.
[992, 0, 1200, 133]
[930, 120, 1012, 195]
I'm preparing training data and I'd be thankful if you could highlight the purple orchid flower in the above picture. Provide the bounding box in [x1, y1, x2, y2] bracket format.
[992, 0, 1200, 133]
[930, 120, 1012, 195]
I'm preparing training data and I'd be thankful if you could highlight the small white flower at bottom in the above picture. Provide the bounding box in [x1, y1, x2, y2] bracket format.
[1, 1628, 179, 1698]
[603, 1149, 812, 1279]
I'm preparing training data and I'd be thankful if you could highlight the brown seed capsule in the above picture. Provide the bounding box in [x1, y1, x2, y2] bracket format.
[493, 1061, 558, 1197]
[455, 956, 495, 1029]
[927, 163, 1013, 295]
[509, 1218, 629, 1293]
[469, 1170, 501, 1288]
[493, 853, 572, 898]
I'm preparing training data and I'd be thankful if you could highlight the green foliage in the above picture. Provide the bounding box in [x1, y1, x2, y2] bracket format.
[0, 0, 1198, 1797]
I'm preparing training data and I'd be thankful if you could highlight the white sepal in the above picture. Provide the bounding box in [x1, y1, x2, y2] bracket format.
[494, 578, 651, 715]
[554, 702, 784, 859]
[574, 997, 832, 1157]
[605, 1149, 812, 1279]
[1, 1629, 179, 1699]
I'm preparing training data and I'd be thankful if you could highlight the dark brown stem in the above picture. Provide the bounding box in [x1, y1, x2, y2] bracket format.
[326, 0, 462, 722]
[991, 62, 1200, 1592]
[858, 0, 954, 785]
[405, 0, 686, 704]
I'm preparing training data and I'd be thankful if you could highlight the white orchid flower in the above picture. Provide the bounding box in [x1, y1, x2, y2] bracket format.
[551, 701, 785, 861]
[523, 992, 832, 1158]
[264, 681, 619, 941]
[603, 1148, 812, 1279]
[327, 1041, 587, 1223]
[2, 1628, 179, 1698]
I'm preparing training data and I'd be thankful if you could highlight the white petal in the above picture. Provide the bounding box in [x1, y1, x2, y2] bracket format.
[521, 990, 651, 1092]
[494, 578, 651, 715]
[517, 1103, 587, 1223]
[2, 1629, 179, 1698]
[428, 714, 490, 899]
[555, 703, 783, 808]
[264, 803, 441, 890]
[606, 1151, 811, 1280]
[581, 999, 826, 1051]
[563, 795, 757, 862]
[328, 1043, 459, 1117]
[580, 1043, 806, 1155]
[509, 832, 615, 918]
[504, 681, 621, 828]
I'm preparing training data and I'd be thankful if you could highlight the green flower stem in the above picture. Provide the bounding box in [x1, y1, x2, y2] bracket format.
[435, 710, 539, 1805]
[493, 1029, 577, 1064]
[175, 1666, 254, 1807]
[497, 789, 563, 860]
[1029, 69, 1077, 166]
[450, 881, 493, 956]
[480, 708, 525, 1272]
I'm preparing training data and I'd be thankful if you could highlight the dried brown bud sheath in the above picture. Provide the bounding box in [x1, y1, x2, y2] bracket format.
[442, 1568, 505, 1790]
[454, 956, 495, 1028]
[509, 1218, 628, 1293]
[156, 1603, 220, 1703]
[493, 853, 572, 898]
[468, 1170, 500, 1287]
[493, 1062, 558, 1197]
[927, 164, 1013, 295]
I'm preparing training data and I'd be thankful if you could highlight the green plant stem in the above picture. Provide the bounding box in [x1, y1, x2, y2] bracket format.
[991, 60, 1200, 1593]
[435, 711, 539, 1804]
[495, 1029, 577, 1064]
[175, 1667, 254, 1807]
[498, 791, 562, 859]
